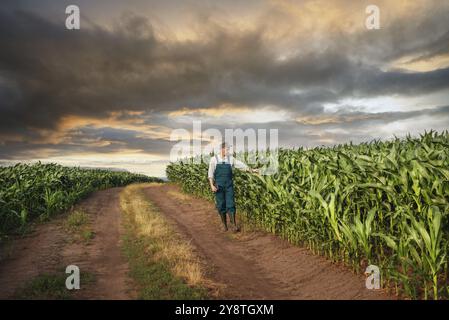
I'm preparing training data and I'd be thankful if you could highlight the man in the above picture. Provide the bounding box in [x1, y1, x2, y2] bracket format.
[208, 142, 257, 232]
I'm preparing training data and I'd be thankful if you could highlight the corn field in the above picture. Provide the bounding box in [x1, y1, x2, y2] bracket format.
[167, 131, 449, 299]
[0, 163, 162, 238]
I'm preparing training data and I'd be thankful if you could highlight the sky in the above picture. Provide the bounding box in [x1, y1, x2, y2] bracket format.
[0, 0, 449, 177]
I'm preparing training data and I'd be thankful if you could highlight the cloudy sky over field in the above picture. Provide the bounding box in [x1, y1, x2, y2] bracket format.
[1, 0, 449, 176]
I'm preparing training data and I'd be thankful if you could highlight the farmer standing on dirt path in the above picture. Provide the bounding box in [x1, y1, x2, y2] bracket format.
[208, 142, 257, 232]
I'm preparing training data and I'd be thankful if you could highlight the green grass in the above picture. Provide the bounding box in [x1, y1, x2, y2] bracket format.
[122, 223, 207, 300]
[63, 210, 95, 244]
[14, 270, 95, 300]
[65, 210, 89, 229]
[123, 233, 206, 299]
[81, 229, 95, 242]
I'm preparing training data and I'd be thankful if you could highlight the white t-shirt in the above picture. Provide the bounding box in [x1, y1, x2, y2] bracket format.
[208, 154, 248, 179]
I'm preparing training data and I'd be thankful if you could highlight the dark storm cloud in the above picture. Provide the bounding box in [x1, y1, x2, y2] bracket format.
[1, 1, 449, 161]
[0, 125, 174, 159]
[1, 103, 448, 159]
[148, 104, 449, 147]
[1, 6, 449, 125]
[351, 5, 449, 64]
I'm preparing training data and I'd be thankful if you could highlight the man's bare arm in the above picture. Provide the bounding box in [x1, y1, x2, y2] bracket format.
[209, 178, 217, 192]
[233, 157, 260, 174]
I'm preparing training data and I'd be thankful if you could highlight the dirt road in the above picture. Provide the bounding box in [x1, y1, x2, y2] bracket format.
[0, 188, 135, 299]
[143, 184, 391, 300]
[0, 184, 392, 299]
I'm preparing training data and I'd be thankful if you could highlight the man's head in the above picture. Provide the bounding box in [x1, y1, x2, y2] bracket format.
[220, 142, 229, 156]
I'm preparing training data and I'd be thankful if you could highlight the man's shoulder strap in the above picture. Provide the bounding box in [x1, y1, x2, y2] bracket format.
[229, 155, 235, 167]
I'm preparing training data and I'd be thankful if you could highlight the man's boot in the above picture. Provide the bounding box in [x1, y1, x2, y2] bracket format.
[229, 213, 240, 232]
[220, 213, 228, 232]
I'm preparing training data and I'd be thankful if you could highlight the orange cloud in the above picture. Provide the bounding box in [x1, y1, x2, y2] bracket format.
[296, 113, 385, 125]
[27, 111, 172, 145]
[168, 104, 251, 118]
[389, 53, 449, 72]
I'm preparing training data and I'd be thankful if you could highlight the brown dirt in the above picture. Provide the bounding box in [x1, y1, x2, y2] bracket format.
[0, 188, 135, 300]
[0, 184, 394, 300]
[143, 183, 393, 300]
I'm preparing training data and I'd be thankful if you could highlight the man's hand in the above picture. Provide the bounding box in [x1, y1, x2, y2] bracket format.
[249, 168, 260, 175]
[209, 178, 217, 193]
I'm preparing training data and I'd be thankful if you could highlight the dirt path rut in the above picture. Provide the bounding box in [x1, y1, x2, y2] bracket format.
[0, 188, 135, 299]
[1, 184, 392, 299]
[143, 184, 391, 300]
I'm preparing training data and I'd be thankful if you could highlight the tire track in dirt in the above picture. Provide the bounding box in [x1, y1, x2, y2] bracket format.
[74, 187, 136, 299]
[143, 184, 393, 300]
[0, 188, 135, 299]
[0, 220, 66, 299]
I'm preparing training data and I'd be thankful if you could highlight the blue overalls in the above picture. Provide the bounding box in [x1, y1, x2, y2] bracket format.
[213, 155, 236, 217]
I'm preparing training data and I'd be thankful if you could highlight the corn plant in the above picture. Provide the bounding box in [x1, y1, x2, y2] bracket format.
[0, 163, 163, 238]
[167, 130, 449, 299]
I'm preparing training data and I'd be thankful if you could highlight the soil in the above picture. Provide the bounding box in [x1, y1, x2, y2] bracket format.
[0, 184, 393, 299]
[142, 184, 392, 300]
[0, 187, 136, 300]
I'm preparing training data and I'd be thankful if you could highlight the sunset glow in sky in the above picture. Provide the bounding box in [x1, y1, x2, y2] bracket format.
[1, 0, 449, 176]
